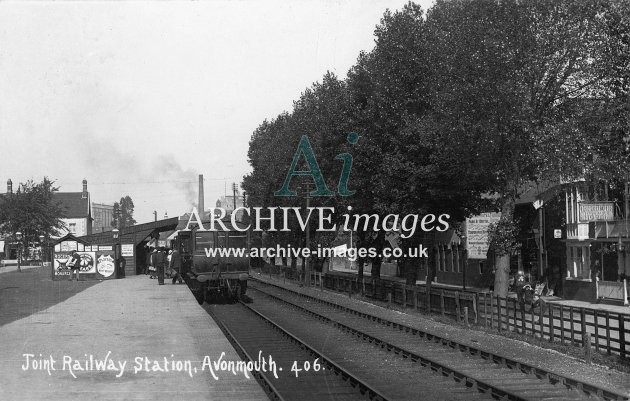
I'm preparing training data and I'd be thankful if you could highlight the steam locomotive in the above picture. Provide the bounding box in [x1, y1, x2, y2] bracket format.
[174, 217, 250, 304]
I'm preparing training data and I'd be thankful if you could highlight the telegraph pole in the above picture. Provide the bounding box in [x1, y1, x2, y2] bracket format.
[305, 186, 311, 287]
[232, 183, 238, 212]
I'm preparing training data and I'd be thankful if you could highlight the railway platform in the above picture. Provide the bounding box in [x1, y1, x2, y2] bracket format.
[251, 271, 630, 397]
[0, 275, 267, 400]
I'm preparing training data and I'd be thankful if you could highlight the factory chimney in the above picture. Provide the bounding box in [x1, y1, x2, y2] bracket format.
[198, 174, 205, 217]
[82, 179, 88, 199]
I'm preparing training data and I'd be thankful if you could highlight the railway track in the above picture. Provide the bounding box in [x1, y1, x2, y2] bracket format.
[206, 301, 388, 401]
[249, 278, 629, 401]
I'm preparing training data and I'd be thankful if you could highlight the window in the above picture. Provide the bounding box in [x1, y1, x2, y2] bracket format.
[69, 223, 76, 234]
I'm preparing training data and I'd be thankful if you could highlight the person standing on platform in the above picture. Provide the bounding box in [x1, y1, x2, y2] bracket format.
[117, 255, 126, 278]
[156, 247, 166, 285]
[68, 251, 81, 281]
[170, 247, 183, 284]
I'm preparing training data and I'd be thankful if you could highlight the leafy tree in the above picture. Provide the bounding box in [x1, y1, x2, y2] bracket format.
[112, 196, 136, 229]
[422, 0, 629, 296]
[0, 177, 66, 249]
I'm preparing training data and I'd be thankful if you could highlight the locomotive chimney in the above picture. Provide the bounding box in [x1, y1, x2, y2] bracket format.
[198, 174, 205, 217]
[7, 179, 12, 194]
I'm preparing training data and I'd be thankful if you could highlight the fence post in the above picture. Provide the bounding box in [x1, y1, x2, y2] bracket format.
[583, 332, 592, 364]
[580, 308, 587, 349]
[490, 295, 495, 329]
[560, 305, 565, 345]
[569, 306, 575, 345]
[401, 284, 407, 309]
[539, 301, 544, 339]
[497, 296, 502, 332]
[387, 291, 392, 309]
[549, 303, 555, 342]
[484, 294, 489, 328]
[512, 298, 517, 332]
[520, 301, 525, 334]
[619, 314, 626, 359]
[594, 311, 600, 353]
[455, 292, 461, 322]
[605, 312, 611, 355]
[413, 288, 418, 310]
[464, 306, 470, 328]
[440, 290, 445, 315]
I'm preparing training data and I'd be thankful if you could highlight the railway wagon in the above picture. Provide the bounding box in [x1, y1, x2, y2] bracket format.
[175, 217, 250, 304]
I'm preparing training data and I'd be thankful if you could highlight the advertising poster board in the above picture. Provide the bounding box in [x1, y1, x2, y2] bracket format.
[96, 250, 117, 279]
[52, 251, 73, 280]
[52, 251, 97, 280]
[121, 244, 134, 257]
[465, 212, 501, 259]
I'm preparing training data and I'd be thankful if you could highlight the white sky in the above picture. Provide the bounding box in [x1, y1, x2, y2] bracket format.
[0, 0, 433, 224]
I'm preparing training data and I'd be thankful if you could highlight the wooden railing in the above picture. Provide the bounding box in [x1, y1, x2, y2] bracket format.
[256, 266, 630, 359]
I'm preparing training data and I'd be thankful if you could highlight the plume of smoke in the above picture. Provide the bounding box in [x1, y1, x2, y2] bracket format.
[158, 154, 197, 207]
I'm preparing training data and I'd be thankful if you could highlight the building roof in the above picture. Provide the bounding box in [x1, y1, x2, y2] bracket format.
[53, 192, 90, 219]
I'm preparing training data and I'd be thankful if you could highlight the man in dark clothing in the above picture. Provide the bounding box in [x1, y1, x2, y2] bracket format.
[170, 248, 183, 284]
[68, 251, 81, 281]
[117, 255, 126, 278]
[156, 248, 166, 285]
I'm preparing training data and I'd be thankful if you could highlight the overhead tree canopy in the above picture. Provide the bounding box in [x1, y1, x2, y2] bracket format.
[0, 178, 66, 245]
[112, 195, 136, 229]
[243, 0, 630, 293]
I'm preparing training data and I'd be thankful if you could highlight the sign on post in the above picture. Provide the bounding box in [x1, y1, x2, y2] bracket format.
[465, 212, 501, 259]
[579, 202, 614, 222]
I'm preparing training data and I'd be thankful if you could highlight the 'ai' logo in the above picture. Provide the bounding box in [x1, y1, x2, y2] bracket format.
[274, 133, 359, 197]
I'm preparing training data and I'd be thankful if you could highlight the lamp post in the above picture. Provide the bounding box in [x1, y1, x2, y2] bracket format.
[39, 234, 45, 266]
[113, 228, 120, 278]
[16, 231, 22, 272]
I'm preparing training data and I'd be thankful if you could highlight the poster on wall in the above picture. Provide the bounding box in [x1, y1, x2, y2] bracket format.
[76, 251, 96, 274]
[96, 250, 116, 279]
[121, 244, 134, 257]
[52, 252, 73, 280]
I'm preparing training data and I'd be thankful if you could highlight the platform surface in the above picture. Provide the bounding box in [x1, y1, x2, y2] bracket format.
[0, 274, 267, 400]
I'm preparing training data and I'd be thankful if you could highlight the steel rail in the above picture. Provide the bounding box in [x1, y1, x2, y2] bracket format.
[250, 278, 629, 401]
[210, 301, 390, 401]
[207, 305, 287, 401]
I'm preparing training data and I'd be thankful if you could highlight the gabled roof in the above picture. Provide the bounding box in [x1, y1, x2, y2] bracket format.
[53, 192, 90, 219]
[53, 233, 88, 245]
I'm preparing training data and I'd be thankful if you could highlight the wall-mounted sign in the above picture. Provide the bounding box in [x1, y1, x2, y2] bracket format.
[579, 202, 614, 222]
[53, 252, 73, 280]
[465, 212, 501, 259]
[121, 244, 134, 257]
[76, 251, 96, 273]
[96, 253, 115, 278]
[554, 229, 562, 239]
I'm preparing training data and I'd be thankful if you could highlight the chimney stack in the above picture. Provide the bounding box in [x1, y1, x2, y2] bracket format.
[82, 179, 88, 199]
[198, 174, 205, 217]
[7, 179, 12, 194]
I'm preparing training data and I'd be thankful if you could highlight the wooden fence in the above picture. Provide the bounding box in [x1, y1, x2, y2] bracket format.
[254, 266, 630, 358]
[319, 270, 629, 358]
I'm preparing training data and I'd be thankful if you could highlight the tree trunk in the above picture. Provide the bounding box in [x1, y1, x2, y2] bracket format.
[494, 254, 511, 298]
[493, 196, 517, 298]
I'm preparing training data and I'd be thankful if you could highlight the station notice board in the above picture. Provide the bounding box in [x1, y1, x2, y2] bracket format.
[52, 245, 118, 281]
